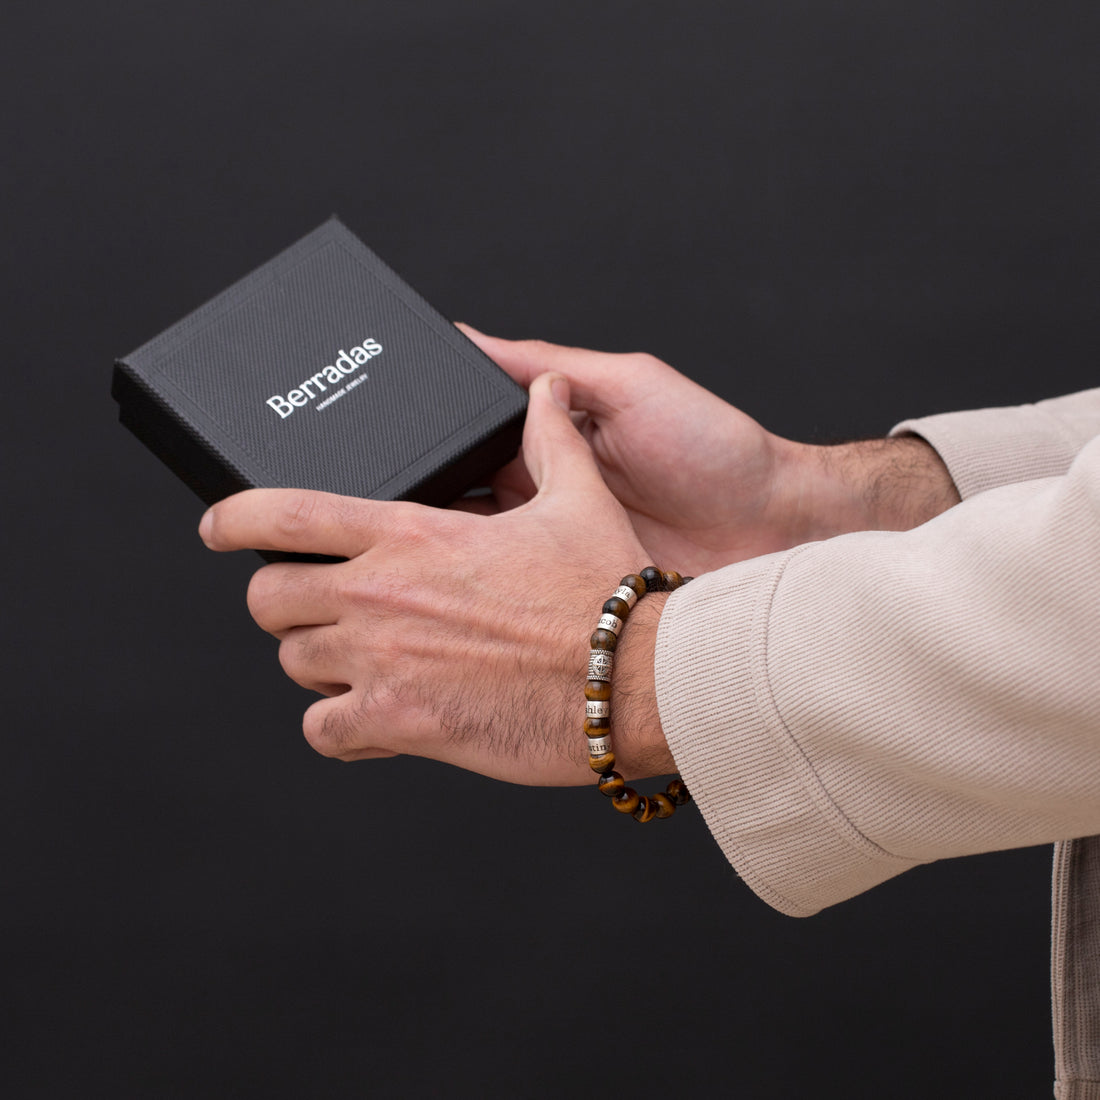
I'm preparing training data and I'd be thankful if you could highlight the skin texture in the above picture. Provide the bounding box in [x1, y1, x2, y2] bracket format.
[201, 332, 960, 785]
[456, 326, 959, 568]
[201, 373, 670, 784]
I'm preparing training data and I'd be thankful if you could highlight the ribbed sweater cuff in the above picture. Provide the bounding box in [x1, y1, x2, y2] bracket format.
[891, 404, 1084, 500]
[656, 554, 916, 918]
[1054, 1083, 1100, 1099]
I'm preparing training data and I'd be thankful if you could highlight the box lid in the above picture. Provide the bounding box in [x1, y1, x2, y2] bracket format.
[113, 218, 526, 507]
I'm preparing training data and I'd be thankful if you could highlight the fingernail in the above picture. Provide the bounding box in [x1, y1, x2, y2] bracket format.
[198, 508, 214, 545]
[550, 375, 570, 410]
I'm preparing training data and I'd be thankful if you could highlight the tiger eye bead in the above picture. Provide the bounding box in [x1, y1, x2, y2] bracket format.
[612, 787, 640, 815]
[651, 792, 676, 819]
[598, 771, 626, 797]
[588, 570, 693, 824]
[602, 596, 630, 619]
[589, 751, 615, 774]
[666, 778, 691, 806]
[585, 680, 611, 702]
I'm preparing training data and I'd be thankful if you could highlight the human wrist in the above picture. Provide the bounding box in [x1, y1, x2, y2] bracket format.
[601, 589, 676, 780]
[770, 433, 960, 541]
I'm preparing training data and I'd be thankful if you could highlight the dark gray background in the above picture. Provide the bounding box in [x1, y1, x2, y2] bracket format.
[4, 2, 1098, 1097]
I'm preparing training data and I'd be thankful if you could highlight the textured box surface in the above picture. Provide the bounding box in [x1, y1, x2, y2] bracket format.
[112, 218, 527, 510]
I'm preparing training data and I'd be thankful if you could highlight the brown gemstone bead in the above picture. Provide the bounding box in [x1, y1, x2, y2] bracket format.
[639, 566, 664, 593]
[598, 771, 626, 797]
[632, 795, 658, 823]
[589, 628, 618, 652]
[651, 792, 676, 819]
[612, 787, 640, 814]
[589, 751, 615, 774]
[584, 680, 611, 702]
[666, 778, 691, 806]
[620, 574, 646, 597]
[602, 596, 630, 619]
[583, 717, 610, 735]
[662, 570, 684, 590]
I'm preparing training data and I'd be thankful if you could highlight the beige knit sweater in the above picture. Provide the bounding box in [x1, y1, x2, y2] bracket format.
[655, 389, 1100, 1099]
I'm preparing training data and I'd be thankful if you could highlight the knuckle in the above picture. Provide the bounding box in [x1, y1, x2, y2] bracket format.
[391, 502, 446, 548]
[302, 682, 405, 762]
[273, 491, 321, 541]
[626, 351, 664, 375]
[516, 337, 554, 358]
[342, 568, 417, 618]
[276, 632, 307, 680]
[359, 679, 413, 737]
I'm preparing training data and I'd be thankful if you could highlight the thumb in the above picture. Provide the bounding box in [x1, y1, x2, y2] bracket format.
[522, 373, 606, 497]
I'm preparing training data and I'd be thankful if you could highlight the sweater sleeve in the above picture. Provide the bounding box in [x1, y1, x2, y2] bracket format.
[890, 387, 1100, 499]
[656, 427, 1100, 918]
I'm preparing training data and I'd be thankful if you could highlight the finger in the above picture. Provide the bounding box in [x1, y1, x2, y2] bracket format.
[456, 324, 632, 416]
[301, 694, 398, 762]
[521, 373, 609, 497]
[200, 488, 388, 558]
[277, 626, 353, 695]
[246, 562, 342, 636]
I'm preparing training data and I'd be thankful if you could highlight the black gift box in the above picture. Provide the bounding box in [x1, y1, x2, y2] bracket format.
[112, 218, 527, 518]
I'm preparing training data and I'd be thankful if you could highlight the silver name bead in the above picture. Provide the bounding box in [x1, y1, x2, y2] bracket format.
[612, 585, 639, 609]
[587, 735, 612, 756]
[596, 613, 623, 635]
[586, 700, 610, 718]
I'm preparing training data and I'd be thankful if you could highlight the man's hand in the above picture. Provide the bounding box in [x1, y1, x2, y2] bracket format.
[459, 327, 960, 573]
[199, 374, 675, 784]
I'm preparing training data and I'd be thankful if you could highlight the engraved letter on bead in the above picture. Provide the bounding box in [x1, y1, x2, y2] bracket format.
[597, 613, 623, 635]
[587, 735, 612, 756]
[612, 585, 639, 610]
[586, 700, 610, 719]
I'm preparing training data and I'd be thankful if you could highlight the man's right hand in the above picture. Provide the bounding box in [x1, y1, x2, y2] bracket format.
[459, 327, 960, 574]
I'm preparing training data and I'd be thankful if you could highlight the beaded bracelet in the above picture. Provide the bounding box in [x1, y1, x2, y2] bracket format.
[585, 566, 693, 822]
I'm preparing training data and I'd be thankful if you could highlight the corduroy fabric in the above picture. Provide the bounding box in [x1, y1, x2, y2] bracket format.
[654, 388, 1100, 1096]
[1053, 838, 1100, 1099]
[660, 437, 1100, 909]
[656, 555, 920, 917]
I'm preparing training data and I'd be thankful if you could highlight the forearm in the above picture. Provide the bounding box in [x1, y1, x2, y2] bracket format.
[891, 386, 1100, 499]
[769, 434, 961, 543]
[774, 435, 963, 543]
[658, 435, 1100, 916]
[764, 387, 1100, 548]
